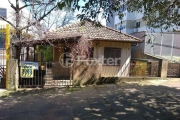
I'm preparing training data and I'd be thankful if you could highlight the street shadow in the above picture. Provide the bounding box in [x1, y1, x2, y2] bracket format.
[0, 84, 180, 120]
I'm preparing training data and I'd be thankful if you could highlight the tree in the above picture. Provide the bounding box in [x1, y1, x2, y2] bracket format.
[0, 0, 60, 39]
[35, 9, 76, 33]
[55, 10, 76, 28]
[0, 0, 77, 60]
[58, 0, 180, 31]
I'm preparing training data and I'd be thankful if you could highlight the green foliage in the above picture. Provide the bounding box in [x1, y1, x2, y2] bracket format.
[36, 45, 53, 62]
[131, 62, 148, 76]
[67, 87, 82, 92]
[59, 0, 180, 31]
[1, 92, 9, 98]
[58, 2, 66, 10]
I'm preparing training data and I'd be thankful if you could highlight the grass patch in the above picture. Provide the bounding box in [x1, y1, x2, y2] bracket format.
[1, 91, 14, 98]
[67, 87, 82, 92]
[97, 77, 118, 84]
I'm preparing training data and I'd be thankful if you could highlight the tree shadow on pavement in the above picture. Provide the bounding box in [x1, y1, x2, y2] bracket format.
[0, 84, 179, 120]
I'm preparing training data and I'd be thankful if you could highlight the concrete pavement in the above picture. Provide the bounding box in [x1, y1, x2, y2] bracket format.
[0, 82, 180, 120]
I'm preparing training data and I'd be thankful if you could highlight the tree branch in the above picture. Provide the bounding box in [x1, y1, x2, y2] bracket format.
[8, 0, 17, 10]
[20, 4, 57, 30]
[19, 3, 39, 10]
[0, 16, 17, 29]
[19, 3, 49, 11]
[20, 21, 36, 31]
[38, 5, 57, 21]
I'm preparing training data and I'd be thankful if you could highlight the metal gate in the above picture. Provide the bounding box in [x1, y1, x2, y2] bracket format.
[19, 61, 46, 88]
[0, 25, 6, 88]
[167, 63, 180, 77]
[19, 62, 73, 88]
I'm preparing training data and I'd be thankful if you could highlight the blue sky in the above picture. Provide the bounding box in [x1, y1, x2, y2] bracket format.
[73, 0, 106, 25]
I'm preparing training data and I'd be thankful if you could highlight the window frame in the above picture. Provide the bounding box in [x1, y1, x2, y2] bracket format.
[104, 47, 121, 66]
[0, 8, 7, 19]
[0, 34, 5, 48]
[135, 22, 141, 28]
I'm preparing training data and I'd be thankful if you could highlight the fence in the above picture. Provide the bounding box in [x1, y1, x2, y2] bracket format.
[44, 62, 73, 87]
[167, 63, 180, 77]
[0, 25, 9, 88]
[19, 60, 130, 87]
[129, 62, 159, 77]
[19, 62, 73, 88]
[0, 65, 6, 88]
[19, 59, 162, 87]
[19, 61, 46, 88]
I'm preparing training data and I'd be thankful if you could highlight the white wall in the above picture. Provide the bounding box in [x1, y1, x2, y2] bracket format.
[0, 0, 29, 26]
[93, 41, 131, 77]
[109, 9, 180, 34]
[114, 11, 135, 25]
[135, 11, 144, 20]
[126, 11, 135, 20]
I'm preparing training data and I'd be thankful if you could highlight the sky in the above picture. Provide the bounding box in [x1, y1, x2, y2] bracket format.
[73, 0, 106, 26]
[0, 0, 106, 28]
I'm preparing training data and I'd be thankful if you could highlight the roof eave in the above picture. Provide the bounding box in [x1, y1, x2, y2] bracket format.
[92, 39, 143, 43]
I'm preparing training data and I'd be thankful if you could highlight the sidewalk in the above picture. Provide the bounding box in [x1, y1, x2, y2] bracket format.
[142, 78, 180, 88]
[0, 82, 180, 120]
[0, 89, 7, 97]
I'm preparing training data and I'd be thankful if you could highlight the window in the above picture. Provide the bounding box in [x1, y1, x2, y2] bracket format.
[135, 22, 140, 28]
[0, 8, 7, 19]
[0, 34, 5, 48]
[104, 47, 121, 66]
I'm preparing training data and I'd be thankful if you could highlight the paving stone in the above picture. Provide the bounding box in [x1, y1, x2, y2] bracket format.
[72, 107, 92, 116]
[52, 107, 73, 118]
[0, 83, 180, 120]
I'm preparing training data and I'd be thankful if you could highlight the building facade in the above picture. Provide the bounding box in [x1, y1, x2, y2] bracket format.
[107, 7, 180, 34]
[0, 0, 29, 55]
[0, 0, 29, 25]
[106, 8, 180, 63]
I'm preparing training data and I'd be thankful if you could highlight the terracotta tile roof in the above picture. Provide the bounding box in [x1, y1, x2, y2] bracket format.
[45, 21, 142, 43]
[12, 21, 142, 46]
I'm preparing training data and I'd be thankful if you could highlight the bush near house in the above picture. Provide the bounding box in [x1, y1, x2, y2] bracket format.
[130, 61, 148, 76]
[36, 45, 53, 62]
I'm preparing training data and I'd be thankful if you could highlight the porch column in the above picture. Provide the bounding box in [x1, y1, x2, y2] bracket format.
[160, 59, 168, 78]
[34, 45, 36, 61]
[26, 47, 29, 61]
[7, 59, 19, 90]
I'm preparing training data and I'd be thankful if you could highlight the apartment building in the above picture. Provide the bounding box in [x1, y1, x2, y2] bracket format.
[107, 6, 179, 34]
[107, 7, 180, 63]
[0, 0, 30, 24]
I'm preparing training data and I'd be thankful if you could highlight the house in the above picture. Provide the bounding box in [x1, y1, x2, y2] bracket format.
[12, 21, 142, 86]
